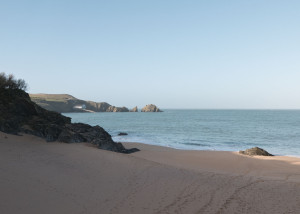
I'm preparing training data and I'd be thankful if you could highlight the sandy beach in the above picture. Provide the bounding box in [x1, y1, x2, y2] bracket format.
[1, 132, 300, 214]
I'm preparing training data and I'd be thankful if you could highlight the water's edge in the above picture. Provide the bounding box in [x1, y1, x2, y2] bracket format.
[64, 110, 300, 156]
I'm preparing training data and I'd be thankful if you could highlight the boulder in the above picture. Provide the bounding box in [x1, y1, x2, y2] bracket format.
[239, 147, 273, 156]
[141, 104, 162, 112]
[57, 123, 126, 152]
[118, 132, 128, 136]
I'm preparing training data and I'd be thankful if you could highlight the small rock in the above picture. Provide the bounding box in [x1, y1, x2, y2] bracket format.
[239, 147, 273, 156]
[124, 148, 140, 154]
[118, 132, 128, 136]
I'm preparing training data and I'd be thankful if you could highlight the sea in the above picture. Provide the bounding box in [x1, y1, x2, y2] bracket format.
[63, 110, 300, 157]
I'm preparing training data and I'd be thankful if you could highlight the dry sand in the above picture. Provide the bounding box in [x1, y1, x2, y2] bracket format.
[1, 132, 300, 214]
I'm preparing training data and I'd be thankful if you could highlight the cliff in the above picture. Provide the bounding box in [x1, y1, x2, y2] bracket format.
[30, 94, 129, 113]
[0, 87, 138, 153]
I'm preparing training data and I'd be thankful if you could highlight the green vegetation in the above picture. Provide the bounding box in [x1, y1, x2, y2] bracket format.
[0, 73, 28, 91]
[29, 94, 116, 113]
[30, 94, 76, 103]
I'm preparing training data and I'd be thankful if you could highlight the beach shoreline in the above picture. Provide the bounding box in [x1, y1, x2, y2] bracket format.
[1, 132, 300, 213]
[122, 142, 300, 182]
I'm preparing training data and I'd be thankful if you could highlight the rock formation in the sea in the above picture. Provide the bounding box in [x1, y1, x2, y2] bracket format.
[239, 147, 273, 156]
[29, 93, 130, 113]
[118, 132, 128, 136]
[0, 73, 139, 153]
[130, 106, 138, 112]
[106, 106, 129, 112]
[141, 104, 162, 112]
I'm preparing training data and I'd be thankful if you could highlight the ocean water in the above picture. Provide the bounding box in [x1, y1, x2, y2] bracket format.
[63, 110, 300, 156]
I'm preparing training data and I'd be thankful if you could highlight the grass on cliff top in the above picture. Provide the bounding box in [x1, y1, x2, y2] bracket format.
[30, 94, 78, 102]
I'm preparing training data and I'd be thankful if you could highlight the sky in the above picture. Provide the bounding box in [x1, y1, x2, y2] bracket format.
[1, 0, 300, 109]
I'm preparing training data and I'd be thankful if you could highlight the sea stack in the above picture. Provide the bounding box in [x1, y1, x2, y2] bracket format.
[106, 106, 129, 112]
[141, 104, 162, 112]
[130, 106, 138, 112]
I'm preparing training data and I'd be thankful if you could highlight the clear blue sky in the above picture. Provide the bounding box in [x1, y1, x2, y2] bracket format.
[1, 0, 300, 109]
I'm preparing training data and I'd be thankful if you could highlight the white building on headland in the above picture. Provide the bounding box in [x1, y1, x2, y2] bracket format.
[73, 104, 86, 110]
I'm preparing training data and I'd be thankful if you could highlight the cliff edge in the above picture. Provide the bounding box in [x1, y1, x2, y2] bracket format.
[0, 74, 138, 153]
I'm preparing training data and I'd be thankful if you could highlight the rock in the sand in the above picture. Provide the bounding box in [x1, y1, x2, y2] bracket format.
[130, 106, 138, 112]
[118, 132, 128, 136]
[141, 104, 162, 112]
[239, 147, 273, 156]
[123, 148, 140, 153]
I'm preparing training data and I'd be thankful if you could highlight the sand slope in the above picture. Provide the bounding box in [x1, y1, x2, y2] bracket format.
[1, 132, 300, 214]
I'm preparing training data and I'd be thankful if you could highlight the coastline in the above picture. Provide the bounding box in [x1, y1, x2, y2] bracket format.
[123, 142, 300, 181]
[1, 132, 300, 213]
[68, 109, 300, 157]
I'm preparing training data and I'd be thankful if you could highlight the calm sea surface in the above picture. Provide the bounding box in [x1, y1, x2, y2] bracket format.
[63, 110, 300, 156]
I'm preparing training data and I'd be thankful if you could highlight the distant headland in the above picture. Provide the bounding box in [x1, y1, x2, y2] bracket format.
[30, 93, 162, 113]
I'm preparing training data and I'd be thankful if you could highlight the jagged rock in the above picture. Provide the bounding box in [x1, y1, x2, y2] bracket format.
[0, 88, 69, 136]
[57, 123, 125, 152]
[0, 86, 139, 154]
[141, 104, 162, 112]
[57, 128, 86, 143]
[106, 106, 129, 112]
[130, 106, 138, 112]
[106, 106, 114, 112]
[118, 132, 128, 136]
[239, 147, 273, 156]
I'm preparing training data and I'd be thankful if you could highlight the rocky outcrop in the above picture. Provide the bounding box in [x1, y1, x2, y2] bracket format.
[118, 132, 128, 136]
[85, 101, 111, 112]
[141, 104, 162, 112]
[130, 106, 138, 112]
[30, 93, 129, 113]
[57, 123, 127, 152]
[0, 87, 138, 153]
[106, 106, 129, 112]
[239, 147, 273, 156]
[0, 89, 69, 136]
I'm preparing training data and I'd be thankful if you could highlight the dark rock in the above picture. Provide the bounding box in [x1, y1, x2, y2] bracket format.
[57, 129, 85, 143]
[57, 123, 123, 152]
[239, 147, 273, 156]
[0, 86, 139, 154]
[123, 148, 140, 154]
[0, 88, 69, 136]
[141, 104, 162, 112]
[118, 132, 128, 136]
